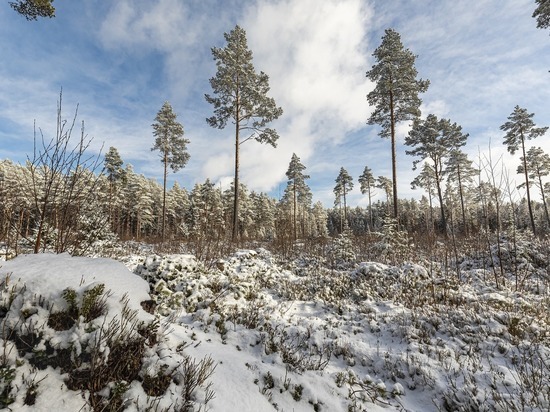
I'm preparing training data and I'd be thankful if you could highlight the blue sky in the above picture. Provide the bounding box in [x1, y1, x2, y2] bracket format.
[1, 0, 549, 207]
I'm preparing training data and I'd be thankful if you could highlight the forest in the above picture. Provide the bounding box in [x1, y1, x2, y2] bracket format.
[0, 1, 549, 411]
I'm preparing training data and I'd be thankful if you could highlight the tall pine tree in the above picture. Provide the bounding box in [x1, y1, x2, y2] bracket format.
[445, 149, 477, 232]
[358, 166, 375, 230]
[334, 167, 354, 231]
[501, 106, 548, 235]
[205, 25, 283, 242]
[518, 146, 550, 227]
[405, 114, 468, 235]
[151, 101, 190, 243]
[367, 28, 429, 220]
[411, 162, 437, 231]
[283, 153, 311, 241]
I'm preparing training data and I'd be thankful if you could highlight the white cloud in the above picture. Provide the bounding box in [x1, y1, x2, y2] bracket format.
[230, 0, 374, 193]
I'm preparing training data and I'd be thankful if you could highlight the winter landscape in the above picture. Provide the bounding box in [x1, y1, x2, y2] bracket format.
[1, 0, 550, 411]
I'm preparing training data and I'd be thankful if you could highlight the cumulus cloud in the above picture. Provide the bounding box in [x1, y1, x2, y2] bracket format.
[236, 0, 373, 191]
[187, 0, 375, 195]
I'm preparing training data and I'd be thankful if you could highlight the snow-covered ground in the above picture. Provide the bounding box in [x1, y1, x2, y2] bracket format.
[0, 247, 548, 411]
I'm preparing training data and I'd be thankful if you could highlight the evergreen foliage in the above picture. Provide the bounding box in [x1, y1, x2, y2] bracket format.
[334, 167, 354, 231]
[501, 106, 548, 234]
[205, 25, 283, 242]
[366, 28, 429, 219]
[406, 114, 468, 235]
[411, 163, 437, 231]
[9, 0, 54, 20]
[151, 101, 190, 242]
[445, 150, 478, 232]
[283, 153, 311, 241]
[358, 166, 375, 230]
[518, 146, 550, 226]
[533, 0, 550, 30]
[376, 176, 393, 210]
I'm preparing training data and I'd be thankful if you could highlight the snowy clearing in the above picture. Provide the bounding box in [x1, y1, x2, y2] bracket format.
[0, 248, 548, 411]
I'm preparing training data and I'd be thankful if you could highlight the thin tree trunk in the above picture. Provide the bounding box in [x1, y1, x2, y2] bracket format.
[428, 185, 434, 233]
[389, 90, 398, 220]
[293, 181, 297, 241]
[232, 98, 240, 242]
[368, 188, 373, 231]
[434, 163, 447, 237]
[343, 188, 348, 226]
[521, 136, 536, 235]
[456, 162, 467, 234]
[162, 152, 167, 243]
[537, 171, 550, 227]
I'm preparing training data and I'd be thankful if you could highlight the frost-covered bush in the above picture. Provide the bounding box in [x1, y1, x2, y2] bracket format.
[0, 256, 216, 412]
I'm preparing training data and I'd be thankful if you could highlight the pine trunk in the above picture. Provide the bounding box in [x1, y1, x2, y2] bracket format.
[162, 151, 167, 243]
[537, 171, 550, 227]
[521, 135, 536, 235]
[293, 181, 297, 241]
[434, 162, 447, 236]
[389, 90, 398, 221]
[232, 97, 240, 242]
[456, 162, 467, 234]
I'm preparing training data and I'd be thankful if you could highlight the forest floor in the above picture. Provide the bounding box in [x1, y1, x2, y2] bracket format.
[0, 239, 548, 411]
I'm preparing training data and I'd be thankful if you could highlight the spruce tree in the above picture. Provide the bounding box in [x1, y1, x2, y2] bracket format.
[405, 114, 468, 235]
[205, 25, 283, 242]
[151, 101, 190, 243]
[358, 166, 375, 230]
[367, 28, 429, 220]
[104, 146, 125, 233]
[284, 153, 311, 241]
[501, 106, 548, 235]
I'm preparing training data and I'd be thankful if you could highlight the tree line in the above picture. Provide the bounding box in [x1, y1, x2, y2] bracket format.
[1, 3, 550, 258]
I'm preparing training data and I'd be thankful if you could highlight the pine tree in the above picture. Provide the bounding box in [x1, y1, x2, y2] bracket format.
[411, 162, 436, 232]
[283, 153, 311, 241]
[445, 149, 478, 232]
[151, 101, 190, 243]
[367, 28, 429, 220]
[501, 106, 548, 235]
[334, 167, 354, 231]
[533, 0, 550, 30]
[358, 166, 375, 230]
[205, 25, 283, 242]
[377, 176, 393, 211]
[518, 146, 550, 227]
[10, 0, 55, 20]
[405, 114, 468, 235]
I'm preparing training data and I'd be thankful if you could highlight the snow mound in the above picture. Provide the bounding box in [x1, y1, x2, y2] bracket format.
[0, 253, 216, 411]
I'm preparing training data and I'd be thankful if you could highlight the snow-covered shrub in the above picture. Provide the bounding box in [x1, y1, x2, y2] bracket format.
[0, 255, 217, 411]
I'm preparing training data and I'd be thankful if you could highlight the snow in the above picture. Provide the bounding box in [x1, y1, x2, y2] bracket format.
[1, 253, 151, 318]
[0, 248, 548, 411]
